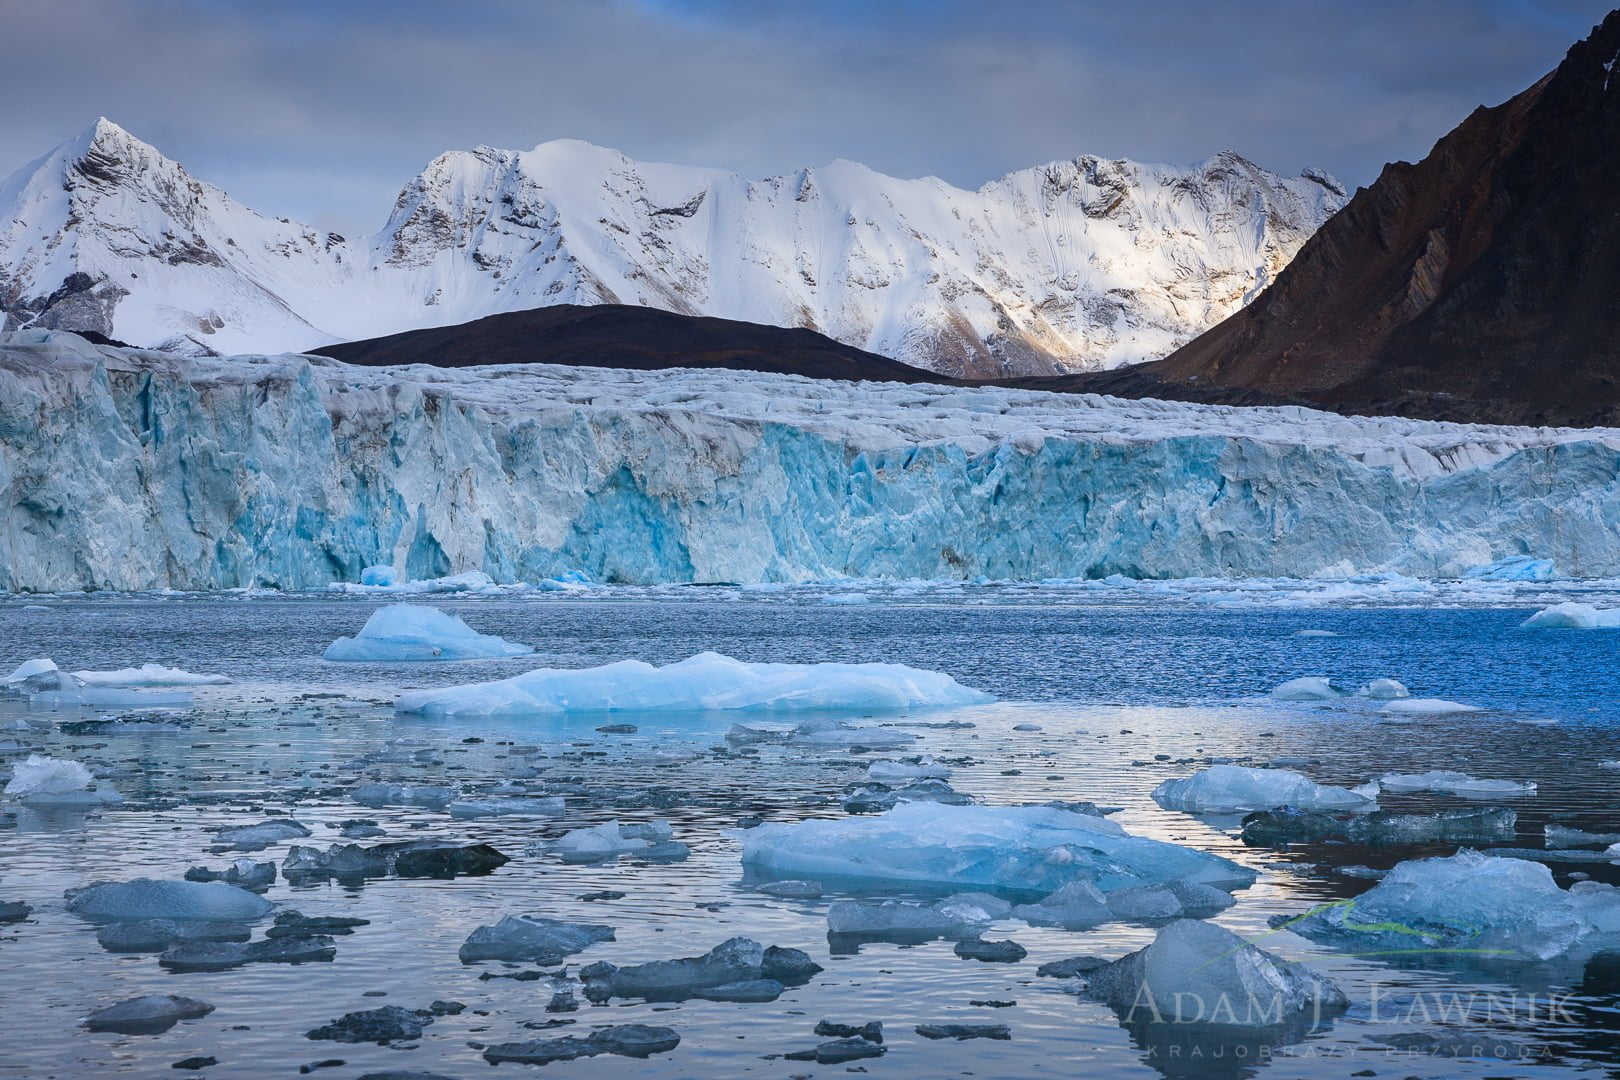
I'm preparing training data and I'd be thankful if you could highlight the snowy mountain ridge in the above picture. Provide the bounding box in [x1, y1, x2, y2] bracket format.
[3, 329, 1616, 592]
[0, 119, 1347, 375]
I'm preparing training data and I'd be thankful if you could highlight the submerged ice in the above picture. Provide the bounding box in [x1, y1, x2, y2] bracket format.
[394, 651, 991, 717]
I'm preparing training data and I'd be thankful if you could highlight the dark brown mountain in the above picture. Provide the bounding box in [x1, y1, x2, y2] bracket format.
[1059, 10, 1620, 427]
[311, 304, 947, 384]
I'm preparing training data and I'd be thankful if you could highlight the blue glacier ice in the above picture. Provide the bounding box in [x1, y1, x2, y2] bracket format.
[6, 331, 1620, 590]
[322, 603, 533, 661]
[394, 652, 991, 717]
[737, 802, 1256, 893]
[1152, 765, 1378, 814]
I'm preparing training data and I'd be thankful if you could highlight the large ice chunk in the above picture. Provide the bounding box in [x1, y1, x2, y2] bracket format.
[1285, 849, 1620, 961]
[323, 604, 533, 661]
[67, 879, 274, 922]
[1152, 765, 1377, 814]
[71, 664, 231, 686]
[1523, 602, 1620, 629]
[395, 651, 992, 718]
[1087, 919, 1347, 1027]
[4, 754, 122, 806]
[738, 802, 1254, 893]
[1270, 677, 1340, 701]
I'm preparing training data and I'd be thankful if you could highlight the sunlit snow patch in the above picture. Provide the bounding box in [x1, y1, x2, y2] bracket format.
[324, 604, 534, 661]
[394, 651, 991, 718]
[738, 802, 1254, 894]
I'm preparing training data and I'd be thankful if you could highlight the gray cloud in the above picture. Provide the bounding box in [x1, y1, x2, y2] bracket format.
[0, 0, 1610, 234]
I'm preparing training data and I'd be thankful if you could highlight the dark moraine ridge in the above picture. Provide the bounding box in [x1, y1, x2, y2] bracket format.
[311, 303, 948, 385]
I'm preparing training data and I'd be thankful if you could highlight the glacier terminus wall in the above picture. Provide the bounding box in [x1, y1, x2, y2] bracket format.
[3, 331, 1619, 593]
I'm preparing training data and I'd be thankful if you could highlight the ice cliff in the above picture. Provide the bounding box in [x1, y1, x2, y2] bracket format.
[3, 331, 1620, 592]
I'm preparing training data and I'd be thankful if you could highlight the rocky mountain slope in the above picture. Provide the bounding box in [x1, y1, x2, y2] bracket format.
[1117, 10, 1620, 425]
[0, 121, 1344, 376]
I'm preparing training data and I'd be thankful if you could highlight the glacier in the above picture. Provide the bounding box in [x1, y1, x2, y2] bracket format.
[5, 331, 1620, 592]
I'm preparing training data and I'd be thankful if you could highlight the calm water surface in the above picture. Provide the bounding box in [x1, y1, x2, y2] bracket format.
[0, 590, 1617, 1079]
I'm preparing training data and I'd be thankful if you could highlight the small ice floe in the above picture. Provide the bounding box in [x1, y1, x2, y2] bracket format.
[1380, 698, 1481, 714]
[740, 802, 1254, 894]
[1522, 602, 1620, 629]
[283, 841, 509, 881]
[83, 995, 214, 1035]
[1285, 849, 1620, 961]
[548, 820, 688, 862]
[1152, 765, 1377, 814]
[1378, 770, 1536, 797]
[1085, 919, 1348, 1028]
[1546, 824, 1620, 848]
[351, 782, 457, 809]
[579, 936, 822, 1003]
[459, 915, 616, 963]
[306, 1005, 436, 1043]
[3, 754, 122, 807]
[1355, 678, 1410, 700]
[866, 757, 951, 783]
[322, 603, 533, 661]
[483, 1025, 681, 1066]
[1270, 677, 1341, 701]
[1, 659, 62, 693]
[66, 879, 274, 922]
[1293, 629, 1338, 637]
[210, 819, 312, 852]
[1240, 806, 1516, 847]
[447, 796, 565, 819]
[184, 859, 276, 891]
[71, 664, 231, 686]
[954, 938, 1025, 962]
[757, 879, 823, 899]
[827, 894, 1008, 939]
[159, 936, 337, 972]
[842, 778, 971, 814]
[96, 919, 251, 954]
[393, 651, 992, 718]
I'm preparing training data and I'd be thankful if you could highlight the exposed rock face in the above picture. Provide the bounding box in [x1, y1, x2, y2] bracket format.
[1125, 11, 1620, 426]
[0, 120, 1343, 374]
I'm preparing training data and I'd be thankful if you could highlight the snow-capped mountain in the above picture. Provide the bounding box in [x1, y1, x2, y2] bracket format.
[0, 119, 1348, 375]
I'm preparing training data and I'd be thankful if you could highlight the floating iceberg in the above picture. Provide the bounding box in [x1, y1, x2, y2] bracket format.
[395, 651, 991, 718]
[1087, 919, 1347, 1028]
[1355, 678, 1409, 700]
[867, 758, 952, 782]
[1152, 765, 1377, 814]
[4, 754, 121, 806]
[1381, 698, 1481, 715]
[739, 802, 1254, 894]
[1285, 849, 1620, 961]
[1, 658, 59, 691]
[1241, 806, 1516, 847]
[1523, 602, 1620, 629]
[83, 995, 215, 1034]
[70, 664, 231, 686]
[1378, 771, 1536, 797]
[323, 604, 533, 661]
[1545, 824, 1620, 848]
[1270, 677, 1340, 701]
[827, 895, 1007, 937]
[67, 879, 274, 922]
[459, 915, 615, 963]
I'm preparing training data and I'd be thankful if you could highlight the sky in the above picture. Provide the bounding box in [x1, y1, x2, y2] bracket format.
[0, 0, 1612, 234]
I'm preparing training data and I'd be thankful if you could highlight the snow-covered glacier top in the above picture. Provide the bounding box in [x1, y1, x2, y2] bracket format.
[3, 331, 1619, 591]
[0, 119, 1346, 376]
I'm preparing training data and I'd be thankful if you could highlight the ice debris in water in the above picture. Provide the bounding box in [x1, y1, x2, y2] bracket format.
[1152, 765, 1377, 814]
[867, 757, 951, 782]
[1522, 602, 1620, 629]
[1270, 677, 1340, 701]
[307, 1005, 434, 1043]
[459, 915, 616, 963]
[1378, 770, 1536, 797]
[70, 664, 231, 686]
[210, 819, 312, 851]
[1086, 919, 1347, 1028]
[1381, 698, 1481, 714]
[739, 802, 1254, 893]
[96, 919, 251, 953]
[283, 840, 509, 880]
[1355, 678, 1409, 699]
[1241, 806, 1516, 847]
[351, 783, 457, 809]
[84, 994, 215, 1034]
[580, 936, 822, 1003]
[185, 859, 276, 891]
[1011, 880, 1234, 928]
[4, 754, 122, 806]
[393, 651, 991, 717]
[322, 603, 534, 661]
[447, 796, 565, 819]
[827, 894, 1009, 938]
[1285, 849, 1620, 961]
[549, 820, 688, 862]
[67, 878, 274, 922]
[1546, 824, 1620, 848]
[483, 1025, 681, 1066]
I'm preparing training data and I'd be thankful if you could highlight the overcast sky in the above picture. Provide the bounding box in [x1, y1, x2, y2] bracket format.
[2, 0, 1611, 234]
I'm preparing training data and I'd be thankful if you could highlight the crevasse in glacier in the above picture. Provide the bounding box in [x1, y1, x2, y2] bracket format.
[3, 331, 1620, 592]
